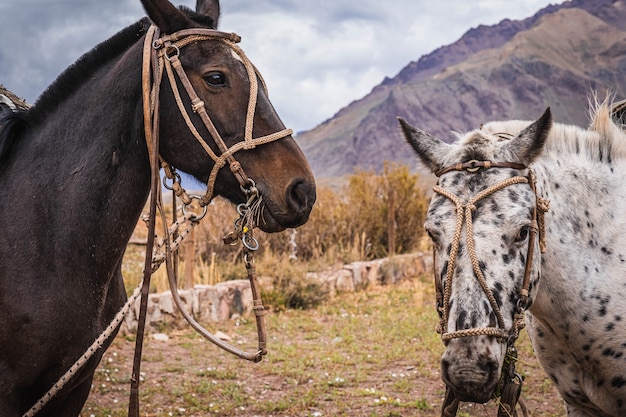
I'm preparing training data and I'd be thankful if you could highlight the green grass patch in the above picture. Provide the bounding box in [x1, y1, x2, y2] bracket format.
[83, 277, 564, 416]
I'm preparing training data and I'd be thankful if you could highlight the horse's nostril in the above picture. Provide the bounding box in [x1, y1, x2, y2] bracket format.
[286, 178, 315, 213]
[441, 358, 451, 381]
[477, 354, 500, 381]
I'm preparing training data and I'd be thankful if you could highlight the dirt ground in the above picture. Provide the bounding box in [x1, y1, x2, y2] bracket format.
[81, 283, 565, 417]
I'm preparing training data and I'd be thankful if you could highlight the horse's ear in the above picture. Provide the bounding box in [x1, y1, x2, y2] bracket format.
[503, 107, 552, 166]
[397, 117, 449, 174]
[141, 0, 191, 34]
[195, 0, 220, 28]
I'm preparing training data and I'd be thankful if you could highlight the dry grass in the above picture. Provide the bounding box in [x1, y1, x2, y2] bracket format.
[101, 165, 564, 416]
[81, 276, 564, 417]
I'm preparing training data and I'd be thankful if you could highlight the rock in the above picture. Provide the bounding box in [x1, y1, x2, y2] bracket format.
[121, 280, 254, 335]
[120, 252, 431, 335]
[214, 331, 232, 342]
[335, 269, 355, 293]
[152, 333, 169, 342]
[305, 252, 428, 295]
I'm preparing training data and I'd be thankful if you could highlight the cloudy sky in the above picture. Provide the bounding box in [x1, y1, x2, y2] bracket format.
[0, 0, 558, 133]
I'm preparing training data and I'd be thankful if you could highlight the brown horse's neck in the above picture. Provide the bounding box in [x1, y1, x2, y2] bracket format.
[0, 24, 154, 417]
[0, 30, 151, 289]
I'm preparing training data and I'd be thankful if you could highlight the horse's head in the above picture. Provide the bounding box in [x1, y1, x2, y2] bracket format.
[141, 0, 315, 232]
[398, 109, 552, 403]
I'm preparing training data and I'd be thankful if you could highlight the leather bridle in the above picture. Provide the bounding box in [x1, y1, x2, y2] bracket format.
[430, 160, 549, 417]
[20, 23, 291, 417]
[129, 24, 292, 417]
[142, 24, 293, 207]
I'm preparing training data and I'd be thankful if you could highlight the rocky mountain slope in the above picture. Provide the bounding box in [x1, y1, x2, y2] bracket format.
[296, 0, 626, 178]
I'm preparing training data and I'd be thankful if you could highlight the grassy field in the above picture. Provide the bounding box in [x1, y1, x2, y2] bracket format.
[81, 276, 565, 417]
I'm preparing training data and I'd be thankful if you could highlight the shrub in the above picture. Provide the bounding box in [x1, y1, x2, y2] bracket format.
[284, 162, 429, 261]
[125, 162, 431, 308]
[257, 256, 329, 311]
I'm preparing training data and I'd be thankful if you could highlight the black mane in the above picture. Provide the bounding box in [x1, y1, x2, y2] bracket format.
[29, 18, 152, 126]
[30, 7, 214, 123]
[0, 8, 216, 163]
[0, 110, 25, 161]
[181, 6, 217, 29]
[0, 18, 150, 163]
[30, 4, 216, 123]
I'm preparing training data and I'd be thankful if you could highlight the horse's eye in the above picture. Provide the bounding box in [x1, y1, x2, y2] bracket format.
[515, 225, 530, 243]
[204, 72, 227, 87]
[426, 229, 440, 248]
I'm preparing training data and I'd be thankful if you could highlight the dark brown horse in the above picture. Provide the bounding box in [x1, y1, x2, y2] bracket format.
[0, 0, 315, 415]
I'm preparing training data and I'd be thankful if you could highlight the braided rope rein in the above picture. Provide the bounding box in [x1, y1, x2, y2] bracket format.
[21, 203, 202, 417]
[23, 23, 288, 415]
[22, 191, 265, 416]
[21, 283, 143, 417]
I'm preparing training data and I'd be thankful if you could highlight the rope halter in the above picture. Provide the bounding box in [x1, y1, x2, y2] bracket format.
[142, 24, 293, 208]
[431, 160, 549, 346]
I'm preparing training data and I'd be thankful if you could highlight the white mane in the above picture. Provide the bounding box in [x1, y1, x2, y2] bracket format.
[480, 101, 626, 164]
[423, 98, 626, 415]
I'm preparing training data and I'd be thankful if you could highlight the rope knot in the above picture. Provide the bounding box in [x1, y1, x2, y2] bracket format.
[537, 197, 550, 253]
[191, 98, 205, 113]
[230, 161, 242, 173]
[199, 194, 212, 207]
[537, 197, 550, 213]
[172, 182, 192, 205]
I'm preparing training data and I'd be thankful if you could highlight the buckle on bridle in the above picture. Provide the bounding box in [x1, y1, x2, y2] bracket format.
[465, 160, 482, 172]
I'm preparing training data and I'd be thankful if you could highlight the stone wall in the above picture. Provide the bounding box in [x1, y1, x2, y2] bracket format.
[121, 252, 431, 334]
[305, 252, 430, 297]
[122, 280, 254, 334]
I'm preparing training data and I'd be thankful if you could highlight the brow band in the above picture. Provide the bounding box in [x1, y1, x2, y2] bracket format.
[435, 160, 527, 177]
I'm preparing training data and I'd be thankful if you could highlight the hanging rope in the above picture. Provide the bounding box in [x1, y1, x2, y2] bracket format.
[23, 22, 288, 417]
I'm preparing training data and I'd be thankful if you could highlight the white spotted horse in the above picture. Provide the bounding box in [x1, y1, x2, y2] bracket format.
[0, 0, 315, 415]
[399, 100, 626, 416]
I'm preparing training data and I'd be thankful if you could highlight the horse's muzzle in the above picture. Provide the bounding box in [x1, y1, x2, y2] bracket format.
[258, 177, 316, 232]
[441, 354, 500, 403]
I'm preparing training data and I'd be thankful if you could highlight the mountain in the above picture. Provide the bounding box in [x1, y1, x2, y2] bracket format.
[296, 0, 626, 179]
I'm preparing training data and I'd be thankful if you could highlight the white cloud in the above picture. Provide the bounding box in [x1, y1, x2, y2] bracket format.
[219, 0, 558, 131]
[0, 0, 558, 132]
